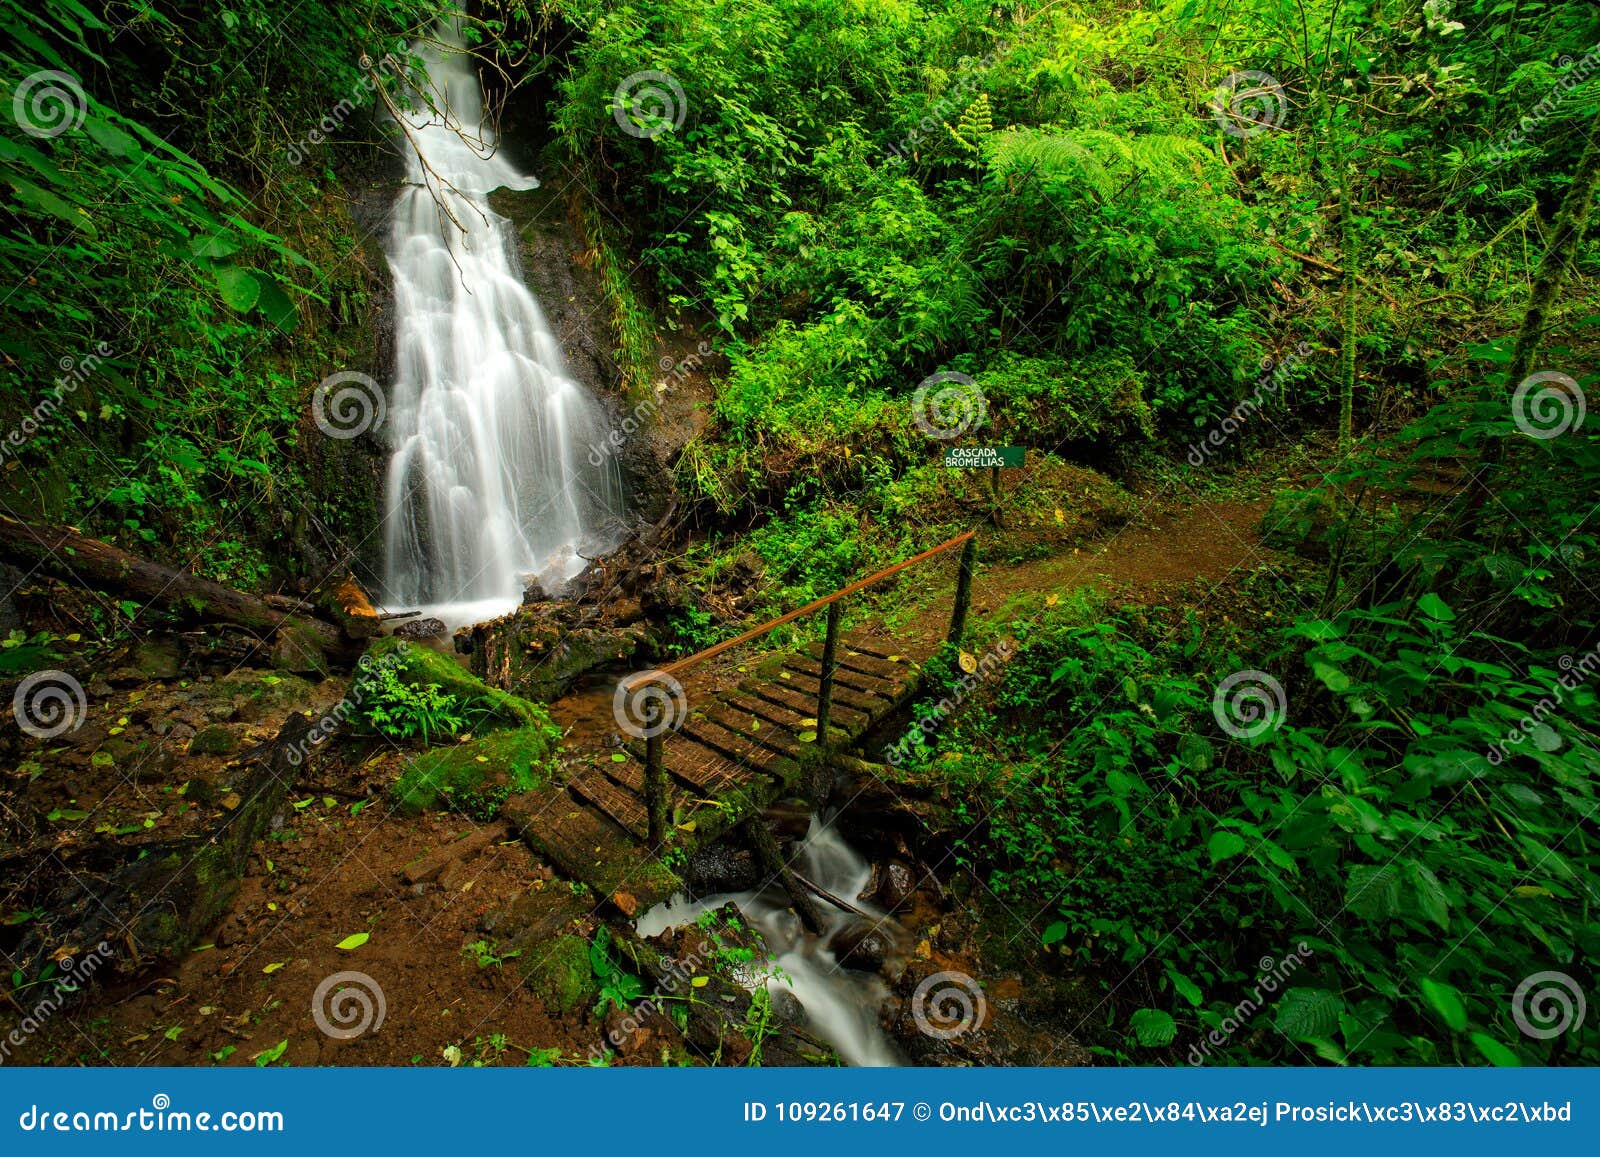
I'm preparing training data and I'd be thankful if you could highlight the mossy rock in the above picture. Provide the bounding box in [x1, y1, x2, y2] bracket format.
[391, 725, 559, 817]
[518, 933, 597, 1015]
[365, 635, 547, 731]
[270, 621, 331, 676]
[187, 725, 240, 757]
[212, 670, 319, 723]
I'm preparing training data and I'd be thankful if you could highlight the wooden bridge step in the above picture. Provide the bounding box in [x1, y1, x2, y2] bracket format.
[782, 653, 888, 696]
[623, 737, 750, 794]
[736, 680, 871, 731]
[680, 715, 794, 777]
[721, 688, 819, 733]
[800, 640, 917, 683]
[772, 668, 883, 715]
[701, 700, 808, 758]
[784, 654, 903, 701]
[566, 766, 649, 841]
[839, 630, 903, 661]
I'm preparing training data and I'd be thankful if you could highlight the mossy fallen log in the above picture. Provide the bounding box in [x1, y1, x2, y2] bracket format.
[0, 514, 352, 671]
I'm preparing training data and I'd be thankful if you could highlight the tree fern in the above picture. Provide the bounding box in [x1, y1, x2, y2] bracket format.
[983, 127, 1220, 202]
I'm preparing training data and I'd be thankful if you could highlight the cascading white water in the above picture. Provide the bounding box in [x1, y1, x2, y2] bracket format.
[380, 30, 624, 627]
[638, 817, 905, 1067]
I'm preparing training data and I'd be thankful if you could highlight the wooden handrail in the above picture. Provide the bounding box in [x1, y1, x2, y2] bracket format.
[621, 529, 976, 690]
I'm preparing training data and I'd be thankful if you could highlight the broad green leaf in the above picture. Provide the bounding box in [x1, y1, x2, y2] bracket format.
[1129, 1008, 1176, 1047]
[334, 932, 370, 951]
[1417, 593, 1456, 621]
[1418, 976, 1466, 1031]
[212, 265, 260, 312]
[1470, 1033, 1521, 1067]
[1274, 988, 1342, 1041]
[1208, 830, 1248, 863]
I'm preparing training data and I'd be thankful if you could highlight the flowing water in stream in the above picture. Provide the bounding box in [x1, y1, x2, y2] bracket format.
[380, 30, 625, 628]
[637, 816, 905, 1067]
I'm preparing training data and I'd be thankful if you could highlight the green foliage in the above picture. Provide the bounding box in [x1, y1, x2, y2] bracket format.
[359, 662, 468, 745]
[589, 926, 646, 1015]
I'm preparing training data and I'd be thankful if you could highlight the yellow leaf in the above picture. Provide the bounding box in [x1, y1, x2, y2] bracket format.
[691, 976, 709, 988]
[263, 962, 285, 974]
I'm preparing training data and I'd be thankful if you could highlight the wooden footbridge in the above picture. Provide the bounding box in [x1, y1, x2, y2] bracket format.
[503, 531, 977, 913]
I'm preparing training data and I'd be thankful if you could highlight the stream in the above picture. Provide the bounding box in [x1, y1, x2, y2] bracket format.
[379, 25, 626, 630]
[637, 816, 905, 1067]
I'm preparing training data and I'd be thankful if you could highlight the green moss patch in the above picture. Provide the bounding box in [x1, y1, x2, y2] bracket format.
[364, 635, 546, 731]
[391, 725, 559, 818]
[517, 933, 597, 1016]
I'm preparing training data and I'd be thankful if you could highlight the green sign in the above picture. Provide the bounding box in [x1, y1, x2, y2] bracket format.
[943, 445, 1026, 469]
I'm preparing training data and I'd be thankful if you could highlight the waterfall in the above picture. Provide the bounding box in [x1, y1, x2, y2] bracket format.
[380, 30, 625, 627]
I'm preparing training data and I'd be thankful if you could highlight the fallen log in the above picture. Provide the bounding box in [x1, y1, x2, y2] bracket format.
[400, 820, 511, 885]
[744, 818, 824, 936]
[0, 514, 352, 662]
[793, 869, 873, 919]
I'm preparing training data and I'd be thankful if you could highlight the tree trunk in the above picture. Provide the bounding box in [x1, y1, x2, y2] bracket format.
[1462, 113, 1600, 537]
[0, 514, 347, 650]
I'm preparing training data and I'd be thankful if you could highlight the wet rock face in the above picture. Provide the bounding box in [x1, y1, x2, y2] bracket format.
[393, 616, 447, 642]
[828, 920, 895, 974]
[686, 843, 761, 896]
[860, 860, 917, 912]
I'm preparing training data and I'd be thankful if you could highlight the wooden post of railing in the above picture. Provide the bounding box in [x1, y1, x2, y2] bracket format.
[644, 698, 668, 848]
[816, 599, 842, 744]
[948, 535, 977, 648]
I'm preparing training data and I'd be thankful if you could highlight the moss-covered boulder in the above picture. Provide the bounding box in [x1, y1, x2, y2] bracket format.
[187, 725, 240, 757]
[364, 635, 547, 730]
[518, 933, 597, 1016]
[391, 724, 560, 818]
